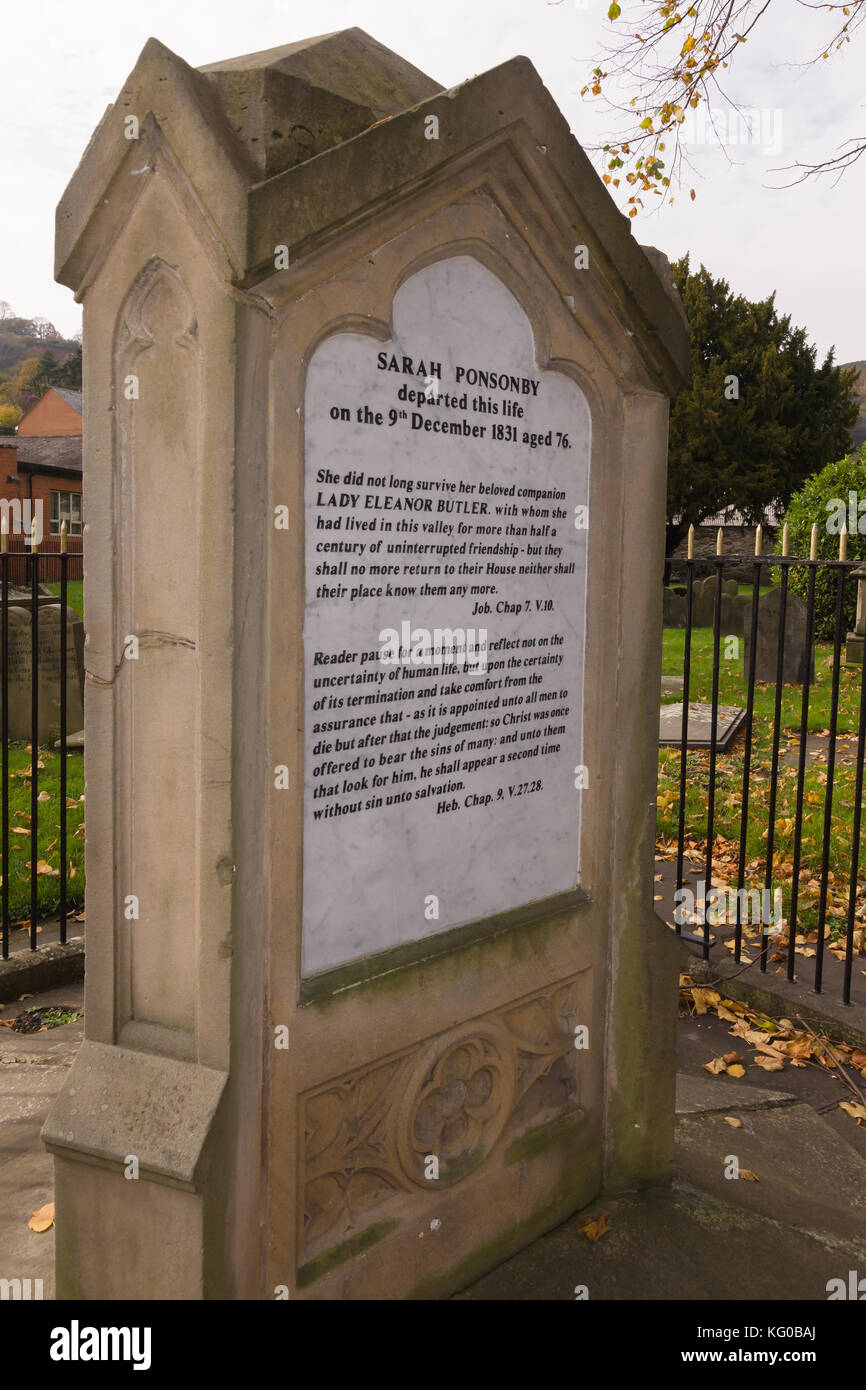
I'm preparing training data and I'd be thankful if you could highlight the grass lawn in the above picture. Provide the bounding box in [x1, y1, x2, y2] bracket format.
[44, 580, 84, 618]
[0, 580, 86, 939]
[736, 582, 774, 597]
[658, 623, 865, 942]
[0, 744, 85, 934]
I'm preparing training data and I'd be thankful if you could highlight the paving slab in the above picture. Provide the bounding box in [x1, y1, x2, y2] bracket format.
[676, 1099, 866, 1246]
[456, 1183, 866, 1301]
[676, 1072, 795, 1116]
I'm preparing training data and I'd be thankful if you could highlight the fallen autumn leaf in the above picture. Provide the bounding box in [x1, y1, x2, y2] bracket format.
[577, 1213, 609, 1243]
[28, 1202, 55, 1233]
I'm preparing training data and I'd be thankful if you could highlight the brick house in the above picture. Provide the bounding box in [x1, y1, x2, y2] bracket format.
[17, 387, 83, 440]
[0, 388, 82, 573]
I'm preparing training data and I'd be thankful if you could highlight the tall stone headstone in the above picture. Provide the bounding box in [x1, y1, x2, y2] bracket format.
[1, 601, 83, 742]
[721, 590, 750, 638]
[690, 575, 716, 628]
[744, 587, 815, 684]
[846, 564, 866, 666]
[662, 586, 687, 629]
[44, 30, 689, 1299]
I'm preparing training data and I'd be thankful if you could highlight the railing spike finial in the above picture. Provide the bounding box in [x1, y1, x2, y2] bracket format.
[30, 517, 38, 552]
[60, 519, 67, 555]
[782, 522, 790, 557]
[810, 523, 819, 562]
[687, 523, 694, 560]
[1, 517, 6, 555]
[840, 524, 848, 563]
[755, 523, 763, 557]
[716, 527, 724, 556]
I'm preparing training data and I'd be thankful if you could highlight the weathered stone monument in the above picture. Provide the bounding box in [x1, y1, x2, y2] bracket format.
[659, 701, 746, 750]
[662, 585, 687, 628]
[846, 563, 866, 666]
[744, 587, 815, 684]
[687, 573, 749, 634]
[663, 575, 749, 634]
[44, 30, 688, 1298]
[2, 600, 83, 742]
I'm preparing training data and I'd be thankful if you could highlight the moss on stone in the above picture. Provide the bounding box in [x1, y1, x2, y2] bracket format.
[301, 888, 587, 1015]
[297, 1219, 401, 1287]
[503, 1108, 586, 1166]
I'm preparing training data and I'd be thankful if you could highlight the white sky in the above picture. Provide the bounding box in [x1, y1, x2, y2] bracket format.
[2, 0, 864, 362]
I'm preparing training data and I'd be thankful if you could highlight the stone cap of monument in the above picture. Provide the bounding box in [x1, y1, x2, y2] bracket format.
[55, 29, 690, 393]
[198, 29, 443, 177]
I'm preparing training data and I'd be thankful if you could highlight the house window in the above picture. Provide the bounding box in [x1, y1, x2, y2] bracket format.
[49, 490, 82, 537]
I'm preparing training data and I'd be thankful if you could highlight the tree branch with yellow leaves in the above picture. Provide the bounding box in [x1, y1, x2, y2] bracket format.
[577, 0, 866, 211]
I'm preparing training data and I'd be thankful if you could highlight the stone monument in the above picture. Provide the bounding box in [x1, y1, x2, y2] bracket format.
[846, 564, 866, 666]
[744, 587, 815, 685]
[44, 29, 689, 1299]
[2, 599, 83, 742]
[662, 585, 687, 629]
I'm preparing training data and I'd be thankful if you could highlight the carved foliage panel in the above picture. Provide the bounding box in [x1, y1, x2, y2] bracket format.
[300, 972, 586, 1261]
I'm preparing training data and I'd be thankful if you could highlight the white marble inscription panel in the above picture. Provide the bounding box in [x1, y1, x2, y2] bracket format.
[302, 256, 590, 976]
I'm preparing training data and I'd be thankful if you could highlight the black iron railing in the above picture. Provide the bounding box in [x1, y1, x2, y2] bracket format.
[667, 523, 865, 1007]
[0, 522, 83, 959]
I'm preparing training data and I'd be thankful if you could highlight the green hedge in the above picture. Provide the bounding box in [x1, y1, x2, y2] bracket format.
[778, 445, 866, 640]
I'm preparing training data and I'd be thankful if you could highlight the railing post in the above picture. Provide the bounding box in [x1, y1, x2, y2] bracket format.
[1, 519, 7, 961]
[28, 516, 39, 951]
[59, 520, 68, 946]
[846, 562, 866, 667]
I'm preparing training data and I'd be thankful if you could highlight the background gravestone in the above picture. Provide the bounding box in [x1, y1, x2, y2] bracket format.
[662, 586, 687, 628]
[666, 578, 748, 635]
[44, 30, 689, 1300]
[689, 575, 742, 628]
[846, 564, 866, 666]
[1, 601, 83, 741]
[720, 590, 749, 638]
[689, 575, 717, 627]
[744, 587, 815, 684]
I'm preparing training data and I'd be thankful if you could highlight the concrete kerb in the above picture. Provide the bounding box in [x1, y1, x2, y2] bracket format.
[0, 939, 84, 1004]
[676, 931, 866, 1052]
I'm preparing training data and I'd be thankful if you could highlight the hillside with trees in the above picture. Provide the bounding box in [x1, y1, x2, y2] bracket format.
[0, 302, 81, 432]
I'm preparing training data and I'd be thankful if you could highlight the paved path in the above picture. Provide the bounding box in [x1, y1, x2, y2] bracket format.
[0, 980, 83, 1300]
